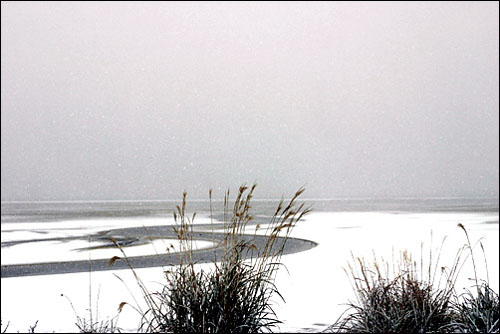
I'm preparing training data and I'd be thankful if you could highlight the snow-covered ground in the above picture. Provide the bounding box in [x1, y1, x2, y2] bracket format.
[1, 211, 498, 333]
[274, 211, 499, 332]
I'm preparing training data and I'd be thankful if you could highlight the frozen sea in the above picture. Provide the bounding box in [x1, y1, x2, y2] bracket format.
[1, 198, 498, 333]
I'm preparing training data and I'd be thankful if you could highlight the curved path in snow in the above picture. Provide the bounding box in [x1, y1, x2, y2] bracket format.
[1, 222, 317, 278]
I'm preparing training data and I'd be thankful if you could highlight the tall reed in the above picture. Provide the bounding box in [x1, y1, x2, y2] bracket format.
[115, 184, 309, 333]
[450, 224, 499, 333]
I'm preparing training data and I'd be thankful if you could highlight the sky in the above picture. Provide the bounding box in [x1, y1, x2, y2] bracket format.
[1, 1, 498, 201]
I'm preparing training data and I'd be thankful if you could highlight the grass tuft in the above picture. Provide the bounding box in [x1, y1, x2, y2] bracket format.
[327, 224, 499, 333]
[452, 282, 500, 333]
[133, 184, 310, 333]
[328, 246, 458, 333]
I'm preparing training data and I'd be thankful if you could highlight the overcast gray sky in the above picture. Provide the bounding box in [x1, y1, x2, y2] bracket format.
[1, 1, 498, 201]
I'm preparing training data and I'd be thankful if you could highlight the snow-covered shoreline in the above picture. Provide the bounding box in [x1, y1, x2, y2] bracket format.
[1, 211, 498, 333]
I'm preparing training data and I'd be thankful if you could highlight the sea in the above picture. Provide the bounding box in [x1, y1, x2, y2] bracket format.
[2, 197, 498, 224]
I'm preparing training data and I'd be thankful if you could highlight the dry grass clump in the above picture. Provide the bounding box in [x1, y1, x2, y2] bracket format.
[140, 185, 309, 333]
[115, 184, 309, 333]
[145, 185, 309, 333]
[74, 317, 120, 334]
[62, 292, 122, 333]
[453, 282, 499, 333]
[450, 224, 500, 333]
[328, 246, 460, 333]
[327, 224, 499, 333]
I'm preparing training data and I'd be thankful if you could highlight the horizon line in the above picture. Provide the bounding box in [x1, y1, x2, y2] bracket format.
[2, 196, 499, 204]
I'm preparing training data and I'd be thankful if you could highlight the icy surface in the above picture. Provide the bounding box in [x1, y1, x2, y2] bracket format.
[1, 212, 499, 333]
[1, 216, 216, 265]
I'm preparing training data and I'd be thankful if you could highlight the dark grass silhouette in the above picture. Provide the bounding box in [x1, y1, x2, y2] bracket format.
[450, 224, 499, 333]
[326, 225, 499, 333]
[112, 184, 310, 333]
